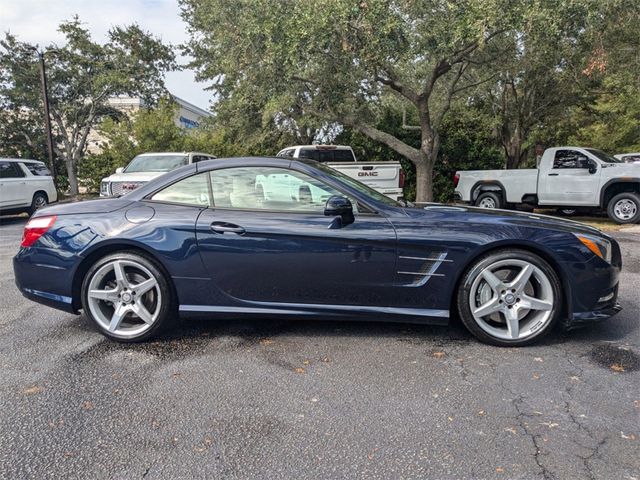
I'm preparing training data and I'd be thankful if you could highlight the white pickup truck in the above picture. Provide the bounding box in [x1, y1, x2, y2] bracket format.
[454, 146, 640, 224]
[100, 151, 216, 197]
[276, 145, 405, 201]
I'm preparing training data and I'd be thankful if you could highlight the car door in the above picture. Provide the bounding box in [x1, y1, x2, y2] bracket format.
[195, 165, 398, 307]
[538, 150, 601, 205]
[0, 161, 28, 208]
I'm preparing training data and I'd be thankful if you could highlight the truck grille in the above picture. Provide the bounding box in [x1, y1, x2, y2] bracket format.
[110, 181, 146, 196]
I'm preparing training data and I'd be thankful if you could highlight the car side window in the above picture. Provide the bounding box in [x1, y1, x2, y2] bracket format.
[209, 166, 357, 213]
[150, 173, 211, 206]
[23, 162, 51, 176]
[0, 161, 25, 178]
[553, 150, 590, 169]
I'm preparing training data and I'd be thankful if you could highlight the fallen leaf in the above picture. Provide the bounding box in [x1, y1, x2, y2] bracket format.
[433, 352, 446, 359]
[477, 410, 486, 416]
[634, 400, 640, 409]
[23, 386, 43, 396]
[303, 360, 310, 365]
[294, 367, 306, 374]
[610, 364, 625, 372]
[570, 376, 581, 382]
[321, 357, 330, 363]
[621, 432, 637, 440]
[81, 401, 94, 410]
[532, 373, 541, 379]
[505, 427, 517, 434]
[259, 338, 273, 346]
[496, 467, 504, 473]
[447, 416, 454, 422]
[534, 357, 544, 362]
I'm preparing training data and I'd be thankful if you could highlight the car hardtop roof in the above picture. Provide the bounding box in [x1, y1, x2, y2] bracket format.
[135, 151, 215, 157]
[281, 145, 353, 150]
[0, 157, 45, 164]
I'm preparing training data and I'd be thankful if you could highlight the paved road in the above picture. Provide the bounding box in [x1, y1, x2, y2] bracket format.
[0, 216, 638, 480]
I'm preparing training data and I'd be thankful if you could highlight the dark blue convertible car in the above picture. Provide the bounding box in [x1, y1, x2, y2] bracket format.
[14, 157, 622, 346]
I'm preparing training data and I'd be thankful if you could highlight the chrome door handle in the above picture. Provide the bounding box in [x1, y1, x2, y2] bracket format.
[210, 222, 245, 235]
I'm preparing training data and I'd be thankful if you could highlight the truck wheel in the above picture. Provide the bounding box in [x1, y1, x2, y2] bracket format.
[607, 192, 640, 224]
[475, 192, 502, 209]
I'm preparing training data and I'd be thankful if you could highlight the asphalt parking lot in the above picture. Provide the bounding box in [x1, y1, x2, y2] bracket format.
[0, 216, 638, 480]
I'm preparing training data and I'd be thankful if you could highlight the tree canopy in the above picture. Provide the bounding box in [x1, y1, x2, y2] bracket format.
[0, 17, 176, 194]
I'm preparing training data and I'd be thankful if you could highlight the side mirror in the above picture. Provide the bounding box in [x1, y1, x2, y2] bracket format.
[588, 163, 597, 174]
[324, 195, 354, 227]
[115, 167, 124, 174]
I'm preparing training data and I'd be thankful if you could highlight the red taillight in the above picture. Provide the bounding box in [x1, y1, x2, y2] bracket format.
[453, 173, 460, 187]
[21, 215, 57, 247]
[399, 168, 406, 188]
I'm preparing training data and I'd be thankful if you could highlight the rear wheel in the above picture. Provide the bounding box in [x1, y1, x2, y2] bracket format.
[81, 251, 176, 342]
[475, 191, 503, 209]
[607, 192, 640, 224]
[556, 208, 578, 216]
[28, 192, 48, 215]
[456, 249, 562, 346]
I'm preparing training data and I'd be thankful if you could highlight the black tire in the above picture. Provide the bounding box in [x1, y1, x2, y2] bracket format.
[474, 191, 503, 209]
[556, 208, 578, 216]
[607, 192, 640, 224]
[456, 249, 562, 347]
[28, 192, 48, 215]
[81, 251, 177, 342]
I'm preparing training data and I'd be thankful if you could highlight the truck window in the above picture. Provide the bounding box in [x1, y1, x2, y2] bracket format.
[277, 149, 295, 158]
[333, 149, 355, 162]
[553, 150, 590, 169]
[23, 162, 51, 176]
[299, 148, 319, 161]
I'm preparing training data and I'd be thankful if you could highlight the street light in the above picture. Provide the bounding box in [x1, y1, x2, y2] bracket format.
[26, 46, 58, 183]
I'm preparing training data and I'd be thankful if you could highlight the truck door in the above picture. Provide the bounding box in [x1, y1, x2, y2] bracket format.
[537, 149, 600, 206]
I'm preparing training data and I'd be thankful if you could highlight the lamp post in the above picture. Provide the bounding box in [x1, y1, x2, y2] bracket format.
[28, 47, 57, 182]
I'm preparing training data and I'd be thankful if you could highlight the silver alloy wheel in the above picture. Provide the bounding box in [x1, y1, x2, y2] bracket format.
[478, 197, 497, 209]
[613, 199, 638, 221]
[34, 195, 47, 208]
[86, 259, 162, 339]
[468, 259, 554, 341]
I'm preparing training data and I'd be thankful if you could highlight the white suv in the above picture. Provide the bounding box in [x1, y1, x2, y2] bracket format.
[0, 159, 58, 216]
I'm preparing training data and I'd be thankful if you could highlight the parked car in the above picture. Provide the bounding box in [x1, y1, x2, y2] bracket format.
[614, 153, 640, 164]
[0, 158, 57, 216]
[454, 146, 640, 224]
[276, 145, 405, 201]
[14, 156, 621, 347]
[100, 152, 216, 197]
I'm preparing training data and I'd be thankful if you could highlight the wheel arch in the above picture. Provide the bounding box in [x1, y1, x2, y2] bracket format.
[470, 180, 507, 203]
[600, 179, 640, 208]
[33, 190, 49, 201]
[71, 240, 176, 312]
[448, 240, 572, 322]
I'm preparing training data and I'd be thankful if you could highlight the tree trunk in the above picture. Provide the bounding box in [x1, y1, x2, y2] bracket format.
[414, 159, 434, 203]
[66, 159, 79, 196]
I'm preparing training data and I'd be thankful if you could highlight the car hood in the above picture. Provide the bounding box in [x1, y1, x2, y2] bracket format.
[407, 204, 605, 237]
[102, 171, 164, 183]
[34, 198, 134, 217]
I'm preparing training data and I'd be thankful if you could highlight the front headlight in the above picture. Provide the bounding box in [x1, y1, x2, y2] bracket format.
[100, 181, 109, 195]
[574, 233, 612, 263]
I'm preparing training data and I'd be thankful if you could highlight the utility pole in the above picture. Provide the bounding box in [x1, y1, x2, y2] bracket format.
[32, 49, 57, 182]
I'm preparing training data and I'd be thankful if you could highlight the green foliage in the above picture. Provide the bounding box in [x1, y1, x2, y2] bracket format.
[0, 16, 176, 194]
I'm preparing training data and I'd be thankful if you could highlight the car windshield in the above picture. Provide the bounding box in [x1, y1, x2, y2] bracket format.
[586, 149, 623, 164]
[312, 162, 402, 207]
[124, 154, 188, 173]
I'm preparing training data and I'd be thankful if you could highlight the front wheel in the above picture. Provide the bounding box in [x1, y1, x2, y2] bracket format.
[81, 251, 176, 342]
[456, 249, 562, 346]
[607, 192, 640, 224]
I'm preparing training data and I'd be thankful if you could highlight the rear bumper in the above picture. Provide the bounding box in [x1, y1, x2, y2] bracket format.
[13, 250, 78, 314]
